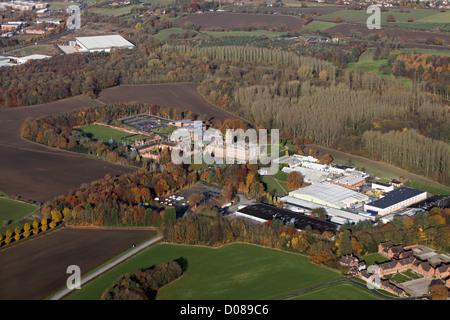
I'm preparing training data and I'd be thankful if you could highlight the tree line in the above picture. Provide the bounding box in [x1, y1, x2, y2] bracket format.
[361, 129, 450, 185]
[101, 259, 185, 300]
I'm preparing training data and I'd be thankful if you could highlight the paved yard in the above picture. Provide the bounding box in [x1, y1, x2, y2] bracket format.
[399, 278, 432, 297]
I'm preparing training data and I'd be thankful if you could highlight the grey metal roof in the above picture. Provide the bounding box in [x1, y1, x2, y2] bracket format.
[76, 35, 134, 51]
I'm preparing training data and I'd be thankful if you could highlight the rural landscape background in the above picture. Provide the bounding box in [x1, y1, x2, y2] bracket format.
[0, 0, 449, 307]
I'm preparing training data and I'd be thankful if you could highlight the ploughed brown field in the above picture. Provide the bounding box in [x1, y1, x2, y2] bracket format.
[323, 23, 450, 46]
[0, 227, 156, 300]
[96, 83, 240, 122]
[0, 96, 134, 203]
[175, 12, 303, 31]
[0, 83, 238, 203]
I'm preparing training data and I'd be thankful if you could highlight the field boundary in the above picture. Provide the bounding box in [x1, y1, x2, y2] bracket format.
[49, 234, 163, 300]
[66, 225, 158, 231]
[0, 224, 63, 253]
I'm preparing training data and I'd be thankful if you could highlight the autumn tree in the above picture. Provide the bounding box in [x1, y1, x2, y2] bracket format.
[286, 171, 303, 191]
[334, 17, 345, 23]
[221, 184, 234, 202]
[23, 223, 31, 238]
[41, 218, 48, 231]
[4, 229, 12, 244]
[32, 220, 39, 235]
[188, 192, 203, 208]
[307, 240, 334, 264]
[430, 284, 449, 300]
[386, 14, 396, 22]
[319, 154, 333, 165]
[51, 210, 63, 222]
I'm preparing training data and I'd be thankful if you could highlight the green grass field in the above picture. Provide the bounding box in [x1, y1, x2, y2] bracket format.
[78, 124, 146, 144]
[199, 30, 288, 39]
[153, 27, 186, 40]
[0, 196, 39, 234]
[318, 8, 441, 25]
[154, 28, 289, 41]
[89, 6, 132, 17]
[416, 10, 450, 23]
[48, 1, 81, 10]
[407, 180, 450, 195]
[65, 243, 344, 300]
[304, 20, 338, 32]
[287, 282, 384, 300]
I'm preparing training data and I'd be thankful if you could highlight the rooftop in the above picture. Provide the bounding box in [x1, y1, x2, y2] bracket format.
[366, 187, 427, 209]
[289, 182, 368, 209]
[76, 35, 134, 51]
[236, 203, 338, 233]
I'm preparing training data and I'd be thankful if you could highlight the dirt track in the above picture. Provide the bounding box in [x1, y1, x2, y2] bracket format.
[0, 227, 156, 300]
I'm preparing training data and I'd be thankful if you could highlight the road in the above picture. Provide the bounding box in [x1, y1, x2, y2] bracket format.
[49, 235, 163, 300]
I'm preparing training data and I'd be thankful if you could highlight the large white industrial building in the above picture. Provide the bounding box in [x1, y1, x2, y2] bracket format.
[59, 35, 135, 54]
[280, 195, 373, 225]
[75, 35, 135, 52]
[288, 183, 369, 210]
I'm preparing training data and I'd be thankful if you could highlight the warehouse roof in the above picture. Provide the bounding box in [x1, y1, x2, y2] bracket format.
[332, 174, 366, 186]
[289, 183, 368, 208]
[236, 203, 338, 233]
[281, 195, 371, 224]
[75, 35, 134, 51]
[366, 187, 426, 209]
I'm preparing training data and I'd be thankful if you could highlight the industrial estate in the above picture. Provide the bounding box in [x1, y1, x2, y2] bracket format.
[0, 0, 448, 306]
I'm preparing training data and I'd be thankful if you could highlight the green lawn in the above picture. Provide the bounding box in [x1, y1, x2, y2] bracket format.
[0, 196, 39, 234]
[153, 125, 178, 134]
[65, 243, 343, 300]
[360, 253, 390, 267]
[287, 282, 384, 300]
[386, 272, 411, 283]
[403, 269, 423, 280]
[261, 176, 288, 196]
[78, 124, 146, 144]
